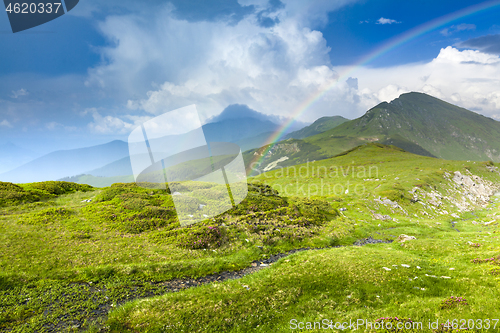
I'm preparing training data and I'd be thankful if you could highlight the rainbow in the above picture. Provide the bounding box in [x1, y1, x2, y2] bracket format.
[249, 0, 500, 172]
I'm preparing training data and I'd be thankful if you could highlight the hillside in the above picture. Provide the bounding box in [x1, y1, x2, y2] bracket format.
[2, 116, 303, 184]
[247, 92, 500, 174]
[0, 140, 130, 183]
[284, 115, 349, 140]
[0, 142, 40, 174]
[2, 144, 500, 331]
[310, 92, 500, 161]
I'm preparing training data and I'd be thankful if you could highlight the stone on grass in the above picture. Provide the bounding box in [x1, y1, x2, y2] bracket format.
[373, 213, 392, 220]
[396, 234, 416, 243]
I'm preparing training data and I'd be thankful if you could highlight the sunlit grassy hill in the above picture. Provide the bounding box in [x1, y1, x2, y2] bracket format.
[246, 92, 500, 175]
[1, 144, 500, 332]
[103, 144, 500, 332]
[284, 116, 350, 140]
[309, 92, 500, 161]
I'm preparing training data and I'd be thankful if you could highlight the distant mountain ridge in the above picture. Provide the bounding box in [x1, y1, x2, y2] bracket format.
[245, 92, 500, 175]
[0, 140, 129, 183]
[284, 116, 349, 140]
[0, 142, 40, 174]
[1, 115, 307, 184]
[313, 92, 500, 161]
[8, 92, 498, 184]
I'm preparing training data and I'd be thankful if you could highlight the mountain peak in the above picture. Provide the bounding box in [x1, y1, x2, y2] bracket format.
[317, 92, 500, 162]
[208, 104, 279, 124]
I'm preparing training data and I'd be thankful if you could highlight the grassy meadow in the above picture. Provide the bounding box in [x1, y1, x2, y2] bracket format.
[1, 144, 500, 332]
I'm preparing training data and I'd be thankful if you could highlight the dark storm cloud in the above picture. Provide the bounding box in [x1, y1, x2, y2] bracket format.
[459, 34, 500, 55]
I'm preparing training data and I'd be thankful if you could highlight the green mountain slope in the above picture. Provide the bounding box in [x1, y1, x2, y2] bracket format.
[246, 92, 500, 174]
[2, 144, 500, 331]
[284, 115, 349, 140]
[310, 92, 500, 161]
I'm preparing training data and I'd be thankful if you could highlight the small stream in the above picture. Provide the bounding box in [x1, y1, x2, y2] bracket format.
[36, 237, 392, 333]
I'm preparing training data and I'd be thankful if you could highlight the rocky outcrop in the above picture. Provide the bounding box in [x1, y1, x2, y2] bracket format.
[449, 171, 494, 210]
[408, 170, 498, 214]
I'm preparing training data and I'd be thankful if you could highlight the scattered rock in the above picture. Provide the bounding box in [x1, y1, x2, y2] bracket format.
[173, 192, 182, 196]
[375, 198, 400, 208]
[353, 237, 392, 246]
[373, 213, 392, 221]
[396, 234, 416, 243]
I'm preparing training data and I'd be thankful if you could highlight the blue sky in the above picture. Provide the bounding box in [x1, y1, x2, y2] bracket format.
[1, 0, 500, 157]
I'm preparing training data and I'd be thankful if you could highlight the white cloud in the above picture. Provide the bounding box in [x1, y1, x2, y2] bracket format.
[11, 88, 28, 99]
[45, 122, 78, 132]
[87, 110, 135, 134]
[440, 23, 476, 36]
[338, 47, 500, 118]
[376, 17, 401, 25]
[85, 1, 500, 132]
[85, 1, 363, 124]
[9, 0, 497, 140]
[376, 85, 409, 102]
[0, 120, 12, 127]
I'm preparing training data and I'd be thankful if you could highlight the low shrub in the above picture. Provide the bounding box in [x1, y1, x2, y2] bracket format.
[0, 182, 40, 207]
[20, 207, 72, 225]
[22, 181, 93, 196]
[0, 181, 94, 207]
[176, 224, 228, 249]
[82, 185, 177, 233]
[439, 296, 468, 310]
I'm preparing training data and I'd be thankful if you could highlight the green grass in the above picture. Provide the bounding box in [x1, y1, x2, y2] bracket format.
[107, 237, 500, 332]
[1, 144, 500, 332]
[0, 180, 349, 332]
